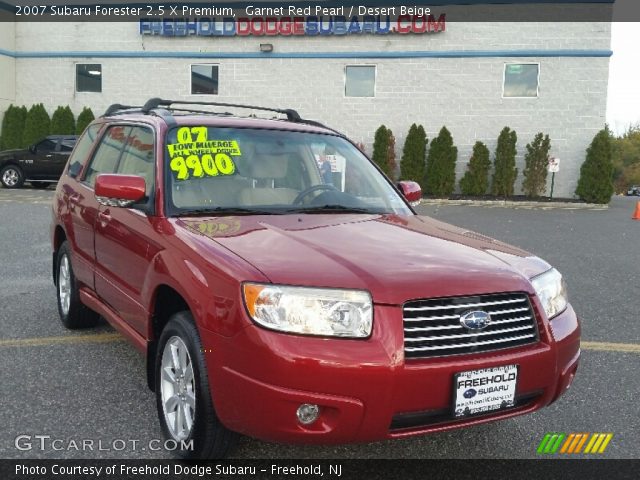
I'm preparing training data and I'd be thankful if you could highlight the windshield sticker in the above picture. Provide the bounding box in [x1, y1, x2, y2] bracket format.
[180, 218, 242, 238]
[168, 127, 240, 180]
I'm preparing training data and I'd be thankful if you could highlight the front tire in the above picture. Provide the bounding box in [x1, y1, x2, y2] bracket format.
[56, 241, 99, 329]
[1, 165, 24, 188]
[155, 312, 237, 459]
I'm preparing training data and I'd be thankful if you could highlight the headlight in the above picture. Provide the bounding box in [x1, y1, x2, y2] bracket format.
[242, 283, 372, 338]
[531, 268, 568, 319]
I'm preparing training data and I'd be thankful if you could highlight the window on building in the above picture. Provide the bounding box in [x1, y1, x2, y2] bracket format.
[191, 64, 219, 95]
[345, 66, 376, 97]
[76, 64, 102, 93]
[503, 64, 539, 98]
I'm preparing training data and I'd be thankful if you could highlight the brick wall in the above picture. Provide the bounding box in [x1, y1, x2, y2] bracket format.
[7, 20, 612, 197]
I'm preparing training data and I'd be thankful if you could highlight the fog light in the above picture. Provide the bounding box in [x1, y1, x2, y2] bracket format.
[296, 404, 319, 425]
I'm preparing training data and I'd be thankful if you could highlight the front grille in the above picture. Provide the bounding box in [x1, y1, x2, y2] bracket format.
[403, 292, 538, 359]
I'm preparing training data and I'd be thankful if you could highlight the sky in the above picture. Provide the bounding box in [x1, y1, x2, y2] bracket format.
[607, 16, 640, 135]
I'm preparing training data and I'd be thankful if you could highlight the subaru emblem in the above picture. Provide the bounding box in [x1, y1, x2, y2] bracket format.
[463, 388, 477, 399]
[460, 310, 492, 330]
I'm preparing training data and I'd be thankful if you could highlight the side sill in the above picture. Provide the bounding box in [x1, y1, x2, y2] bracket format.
[79, 287, 147, 353]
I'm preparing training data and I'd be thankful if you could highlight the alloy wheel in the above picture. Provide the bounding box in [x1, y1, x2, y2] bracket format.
[160, 336, 196, 441]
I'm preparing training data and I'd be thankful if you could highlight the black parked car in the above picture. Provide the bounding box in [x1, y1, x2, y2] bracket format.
[0, 135, 78, 189]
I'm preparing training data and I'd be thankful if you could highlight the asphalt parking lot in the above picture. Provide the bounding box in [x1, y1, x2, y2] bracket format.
[0, 187, 638, 459]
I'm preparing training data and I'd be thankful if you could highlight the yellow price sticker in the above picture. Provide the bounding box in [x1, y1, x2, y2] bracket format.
[176, 126, 208, 144]
[167, 140, 242, 159]
[170, 153, 236, 180]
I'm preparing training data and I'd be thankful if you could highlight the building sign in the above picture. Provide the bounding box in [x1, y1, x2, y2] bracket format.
[139, 14, 446, 36]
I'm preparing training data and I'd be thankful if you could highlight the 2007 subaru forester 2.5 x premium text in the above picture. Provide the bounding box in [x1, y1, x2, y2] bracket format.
[51, 99, 580, 458]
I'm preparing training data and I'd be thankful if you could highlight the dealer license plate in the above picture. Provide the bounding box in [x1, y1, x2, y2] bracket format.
[453, 365, 518, 418]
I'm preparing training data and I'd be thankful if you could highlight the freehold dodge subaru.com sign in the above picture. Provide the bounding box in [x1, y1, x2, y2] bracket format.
[139, 8, 446, 36]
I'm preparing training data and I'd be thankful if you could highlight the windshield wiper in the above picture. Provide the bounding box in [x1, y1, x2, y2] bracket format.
[284, 204, 382, 214]
[175, 207, 283, 217]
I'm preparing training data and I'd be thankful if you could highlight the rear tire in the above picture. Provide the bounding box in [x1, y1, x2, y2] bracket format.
[155, 312, 238, 459]
[56, 241, 99, 329]
[1, 165, 24, 189]
[30, 181, 50, 189]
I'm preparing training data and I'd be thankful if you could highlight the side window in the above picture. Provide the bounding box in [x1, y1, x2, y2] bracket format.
[35, 139, 57, 152]
[117, 126, 155, 196]
[68, 125, 101, 178]
[59, 138, 76, 152]
[83, 126, 131, 188]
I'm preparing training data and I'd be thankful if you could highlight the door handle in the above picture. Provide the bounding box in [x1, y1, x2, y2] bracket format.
[98, 210, 111, 227]
[68, 193, 80, 211]
[45, 154, 53, 158]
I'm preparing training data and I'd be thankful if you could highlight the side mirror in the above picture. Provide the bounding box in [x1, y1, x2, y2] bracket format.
[29, 145, 36, 154]
[397, 180, 422, 207]
[95, 174, 146, 208]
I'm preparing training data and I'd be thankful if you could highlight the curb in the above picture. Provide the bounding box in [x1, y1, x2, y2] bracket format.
[418, 199, 609, 210]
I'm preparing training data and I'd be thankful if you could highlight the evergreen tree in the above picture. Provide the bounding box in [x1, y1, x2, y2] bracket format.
[50, 106, 76, 135]
[386, 129, 397, 181]
[459, 141, 491, 196]
[575, 127, 615, 204]
[372, 125, 392, 177]
[76, 107, 95, 135]
[491, 127, 518, 196]
[400, 123, 428, 189]
[0, 105, 28, 150]
[425, 126, 458, 196]
[522, 133, 551, 197]
[23, 104, 51, 147]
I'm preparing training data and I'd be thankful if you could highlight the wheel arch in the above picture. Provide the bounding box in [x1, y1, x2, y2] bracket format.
[146, 284, 192, 391]
[52, 226, 67, 286]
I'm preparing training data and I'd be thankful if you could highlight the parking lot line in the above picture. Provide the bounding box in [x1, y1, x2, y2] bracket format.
[0, 334, 638, 355]
[581, 341, 640, 354]
[0, 332, 124, 348]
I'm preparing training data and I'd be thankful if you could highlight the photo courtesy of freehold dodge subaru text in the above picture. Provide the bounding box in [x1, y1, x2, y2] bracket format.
[48, 98, 579, 459]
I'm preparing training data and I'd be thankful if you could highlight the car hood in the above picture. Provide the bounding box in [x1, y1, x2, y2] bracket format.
[173, 214, 551, 305]
[0, 149, 27, 158]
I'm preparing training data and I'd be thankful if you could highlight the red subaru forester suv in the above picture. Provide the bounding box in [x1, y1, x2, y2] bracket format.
[51, 99, 580, 458]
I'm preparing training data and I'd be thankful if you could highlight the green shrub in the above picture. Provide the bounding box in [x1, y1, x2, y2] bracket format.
[459, 141, 491, 196]
[522, 133, 551, 197]
[491, 127, 518, 196]
[51, 106, 76, 135]
[76, 107, 95, 135]
[386, 130, 397, 181]
[372, 125, 394, 178]
[1, 105, 28, 150]
[575, 127, 615, 204]
[400, 123, 428, 189]
[23, 104, 51, 147]
[425, 126, 458, 196]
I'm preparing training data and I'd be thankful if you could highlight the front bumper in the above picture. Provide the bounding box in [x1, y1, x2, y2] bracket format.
[202, 301, 580, 444]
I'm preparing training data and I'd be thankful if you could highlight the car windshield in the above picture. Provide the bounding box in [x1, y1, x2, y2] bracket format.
[165, 126, 412, 216]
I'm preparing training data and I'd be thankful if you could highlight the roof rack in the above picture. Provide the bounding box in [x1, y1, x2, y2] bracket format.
[102, 98, 343, 136]
[141, 98, 301, 122]
[102, 104, 143, 117]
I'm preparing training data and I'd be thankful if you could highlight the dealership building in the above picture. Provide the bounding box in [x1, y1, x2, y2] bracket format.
[0, 2, 613, 197]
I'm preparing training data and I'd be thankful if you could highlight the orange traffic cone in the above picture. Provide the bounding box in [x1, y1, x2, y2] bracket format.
[633, 201, 640, 220]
